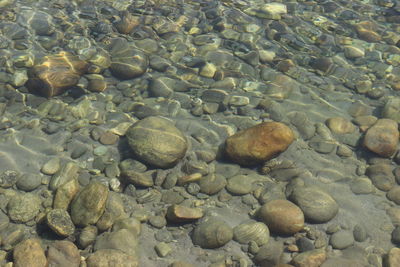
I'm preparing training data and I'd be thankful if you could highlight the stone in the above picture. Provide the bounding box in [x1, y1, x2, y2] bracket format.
[233, 220, 270, 246]
[53, 178, 80, 210]
[290, 187, 338, 223]
[387, 187, 400, 205]
[155, 242, 172, 257]
[46, 209, 75, 237]
[16, 173, 41, 192]
[344, 46, 365, 59]
[386, 247, 400, 267]
[363, 119, 399, 158]
[366, 164, 395, 191]
[86, 249, 138, 267]
[121, 170, 153, 187]
[198, 173, 227, 195]
[166, 204, 203, 223]
[126, 116, 188, 168]
[49, 162, 80, 191]
[47, 240, 80, 267]
[326, 117, 356, 134]
[70, 182, 108, 227]
[226, 175, 254, 195]
[329, 230, 354, 249]
[225, 121, 294, 166]
[25, 51, 88, 97]
[13, 238, 47, 267]
[291, 248, 327, 267]
[94, 229, 138, 258]
[108, 38, 148, 80]
[114, 11, 140, 34]
[7, 193, 41, 223]
[258, 199, 304, 235]
[78, 225, 98, 248]
[192, 218, 233, 249]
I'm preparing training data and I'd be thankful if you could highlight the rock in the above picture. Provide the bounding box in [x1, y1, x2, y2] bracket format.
[198, 173, 227, 195]
[326, 117, 356, 134]
[7, 193, 41, 223]
[350, 178, 374, 194]
[355, 21, 381, 43]
[70, 182, 108, 227]
[121, 170, 154, 187]
[258, 199, 304, 235]
[25, 51, 88, 97]
[126, 116, 188, 168]
[169, 261, 196, 267]
[86, 249, 138, 267]
[366, 164, 395, 191]
[13, 238, 47, 267]
[254, 239, 284, 266]
[47, 240, 80, 267]
[386, 247, 400, 267]
[290, 187, 338, 223]
[233, 220, 270, 246]
[344, 46, 365, 59]
[78, 225, 98, 248]
[363, 119, 399, 158]
[46, 209, 75, 237]
[329, 230, 354, 249]
[291, 248, 327, 267]
[108, 38, 148, 80]
[49, 162, 80, 191]
[87, 75, 107, 93]
[226, 175, 254, 195]
[155, 242, 172, 257]
[114, 11, 140, 34]
[16, 173, 41, 192]
[225, 121, 294, 166]
[192, 218, 233, 249]
[53, 178, 80, 210]
[1, 224, 25, 249]
[166, 204, 203, 223]
[94, 229, 138, 258]
[387, 186, 400, 205]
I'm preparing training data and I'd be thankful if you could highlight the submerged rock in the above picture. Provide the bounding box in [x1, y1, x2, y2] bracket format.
[225, 121, 294, 166]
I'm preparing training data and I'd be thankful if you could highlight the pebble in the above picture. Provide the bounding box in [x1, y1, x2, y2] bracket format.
[226, 175, 254, 195]
[329, 230, 354, 249]
[290, 187, 338, 224]
[70, 182, 109, 227]
[13, 238, 47, 267]
[155, 242, 172, 257]
[225, 121, 294, 166]
[47, 240, 80, 267]
[258, 199, 304, 235]
[350, 177, 374, 194]
[7, 193, 41, 223]
[363, 119, 399, 158]
[198, 173, 227, 195]
[386, 247, 400, 267]
[233, 220, 270, 246]
[46, 209, 75, 237]
[291, 248, 327, 267]
[366, 164, 395, 191]
[387, 187, 400, 205]
[166, 204, 203, 223]
[192, 218, 233, 249]
[53, 178, 80, 210]
[126, 116, 188, 168]
[325, 117, 356, 134]
[78, 225, 98, 248]
[94, 229, 138, 258]
[353, 224, 368, 242]
[16, 173, 41, 192]
[86, 249, 138, 267]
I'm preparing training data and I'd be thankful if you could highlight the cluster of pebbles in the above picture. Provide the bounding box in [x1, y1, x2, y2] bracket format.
[1, 0, 400, 266]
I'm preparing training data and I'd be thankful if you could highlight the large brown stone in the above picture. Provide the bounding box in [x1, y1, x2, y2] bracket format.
[258, 199, 304, 235]
[225, 122, 294, 166]
[25, 51, 88, 97]
[363, 119, 399, 158]
[13, 238, 47, 267]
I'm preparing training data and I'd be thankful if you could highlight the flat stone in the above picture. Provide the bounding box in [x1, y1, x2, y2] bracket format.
[329, 230, 354, 249]
[225, 121, 294, 166]
[7, 193, 41, 223]
[192, 218, 233, 249]
[166, 204, 203, 223]
[326, 117, 356, 134]
[94, 229, 138, 258]
[291, 248, 327, 267]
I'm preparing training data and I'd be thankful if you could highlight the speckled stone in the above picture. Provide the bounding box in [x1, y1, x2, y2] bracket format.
[13, 238, 47, 267]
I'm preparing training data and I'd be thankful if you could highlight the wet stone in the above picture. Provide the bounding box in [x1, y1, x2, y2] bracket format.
[41, 158, 60, 175]
[86, 249, 138, 267]
[47, 240, 80, 267]
[350, 178, 374, 194]
[53, 178, 79, 210]
[290, 186, 338, 224]
[70, 182, 108, 227]
[126, 116, 188, 168]
[226, 175, 253, 195]
[149, 215, 167, 229]
[233, 220, 270, 246]
[387, 187, 400, 205]
[46, 209, 75, 237]
[7, 193, 41, 223]
[13, 238, 47, 267]
[326, 117, 356, 134]
[166, 204, 203, 223]
[386, 247, 400, 267]
[78, 225, 98, 249]
[363, 119, 399, 158]
[258, 199, 304, 235]
[0, 170, 19, 188]
[94, 229, 138, 258]
[16, 173, 41, 192]
[225, 121, 294, 166]
[198, 173, 227, 195]
[329, 230, 354, 249]
[366, 164, 395, 191]
[353, 224, 367, 242]
[192, 218, 233, 249]
[49, 162, 80, 191]
[122, 170, 154, 187]
[155, 242, 172, 257]
[291, 249, 327, 267]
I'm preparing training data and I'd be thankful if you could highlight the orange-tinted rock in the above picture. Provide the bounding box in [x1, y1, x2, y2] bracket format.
[225, 122, 294, 166]
[13, 238, 47, 267]
[258, 199, 304, 235]
[166, 204, 203, 223]
[363, 119, 399, 158]
[114, 11, 140, 34]
[355, 21, 382, 43]
[25, 51, 88, 97]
